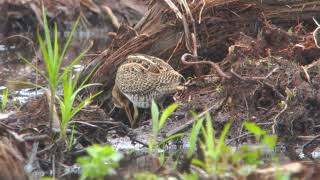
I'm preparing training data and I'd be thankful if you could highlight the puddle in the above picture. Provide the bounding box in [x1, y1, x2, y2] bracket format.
[108, 136, 145, 151]
[299, 150, 320, 159]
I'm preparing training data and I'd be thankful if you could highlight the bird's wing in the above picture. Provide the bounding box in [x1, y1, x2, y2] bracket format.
[116, 63, 160, 94]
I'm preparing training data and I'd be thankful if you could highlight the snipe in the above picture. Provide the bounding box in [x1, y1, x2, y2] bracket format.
[112, 54, 184, 127]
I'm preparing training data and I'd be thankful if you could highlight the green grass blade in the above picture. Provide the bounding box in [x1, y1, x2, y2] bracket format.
[78, 61, 100, 88]
[70, 92, 101, 118]
[1, 88, 8, 112]
[71, 83, 101, 101]
[42, 7, 53, 64]
[216, 123, 231, 158]
[53, 23, 59, 70]
[59, 42, 92, 83]
[37, 31, 53, 79]
[151, 100, 160, 135]
[58, 16, 80, 65]
[204, 113, 215, 156]
[10, 80, 45, 89]
[17, 53, 47, 81]
[158, 132, 187, 147]
[187, 117, 204, 158]
[159, 103, 178, 129]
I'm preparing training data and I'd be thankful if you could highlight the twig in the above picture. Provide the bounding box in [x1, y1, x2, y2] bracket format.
[227, 132, 252, 145]
[163, 0, 183, 19]
[165, 97, 227, 138]
[167, 33, 184, 63]
[181, 53, 231, 79]
[23, 135, 50, 141]
[181, 0, 198, 54]
[301, 58, 320, 84]
[312, 17, 320, 48]
[101, 5, 120, 30]
[24, 142, 39, 173]
[302, 134, 320, 163]
[272, 101, 287, 134]
[37, 143, 55, 155]
[230, 66, 280, 82]
[198, 0, 206, 23]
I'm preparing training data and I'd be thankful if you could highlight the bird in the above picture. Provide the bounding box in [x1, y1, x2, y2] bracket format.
[112, 53, 184, 127]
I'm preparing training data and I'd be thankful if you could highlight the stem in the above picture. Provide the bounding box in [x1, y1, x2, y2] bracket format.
[49, 87, 55, 129]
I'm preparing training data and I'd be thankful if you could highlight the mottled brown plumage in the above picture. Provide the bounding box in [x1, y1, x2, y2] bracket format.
[112, 54, 184, 127]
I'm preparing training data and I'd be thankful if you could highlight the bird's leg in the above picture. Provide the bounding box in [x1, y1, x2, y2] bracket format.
[132, 105, 139, 126]
[123, 103, 135, 128]
[112, 85, 135, 127]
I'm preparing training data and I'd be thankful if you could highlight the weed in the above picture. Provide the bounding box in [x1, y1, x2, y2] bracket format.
[214, 84, 224, 94]
[285, 87, 295, 101]
[19, 7, 100, 143]
[181, 172, 199, 180]
[134, 172, 163, 180]
[187, 112, 204, 158]
[186, 112, 278, 178]
[149, 100, 179, 152]
[56, 68, 100, 141]
[1, 88, 8, 112]
[77, 144, 123, 180]
[149, 100, 186, 167]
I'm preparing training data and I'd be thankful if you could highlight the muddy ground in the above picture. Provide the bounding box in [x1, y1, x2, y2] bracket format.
[0, 0, 320, 179]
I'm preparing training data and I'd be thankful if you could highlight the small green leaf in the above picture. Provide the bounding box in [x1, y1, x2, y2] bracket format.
[77, 144, 123, 180]
[191, 158, 207, 169]
[244, 121, 266, 137]
[262, 135, 278, 149]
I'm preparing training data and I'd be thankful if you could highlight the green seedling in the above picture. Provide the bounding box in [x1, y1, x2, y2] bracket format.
[187, 111, 204, 158]
[18, 6, 100, 144]
[186, 112, 279, 178]
[77, 144, 123, 180]
[150, 100, 179, 152]
[1, 88, 8, 112]
[197, 113, 231, 174]
[56, 68, 100, 142]
[36, 7, 81, 129]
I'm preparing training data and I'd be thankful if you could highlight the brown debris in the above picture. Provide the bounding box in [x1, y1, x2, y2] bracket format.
[0, 127, 28, 180]
[81, 0, 320, 109]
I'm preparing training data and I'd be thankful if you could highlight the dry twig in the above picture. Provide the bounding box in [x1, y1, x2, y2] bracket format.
[181, 53, 231, 79]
